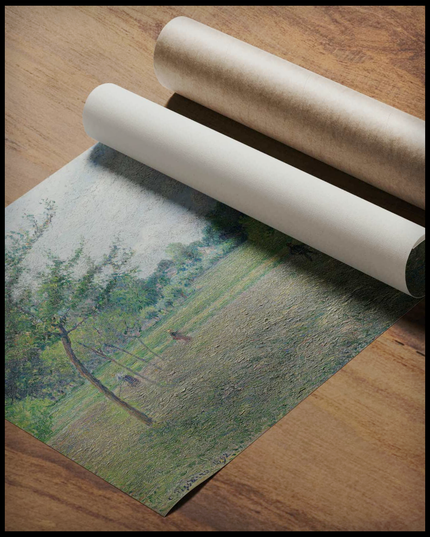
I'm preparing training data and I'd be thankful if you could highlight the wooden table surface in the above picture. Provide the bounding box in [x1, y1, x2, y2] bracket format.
[5, 6, 425, 531]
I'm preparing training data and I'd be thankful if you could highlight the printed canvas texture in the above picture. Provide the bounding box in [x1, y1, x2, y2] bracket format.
[5, 144, 419, 515]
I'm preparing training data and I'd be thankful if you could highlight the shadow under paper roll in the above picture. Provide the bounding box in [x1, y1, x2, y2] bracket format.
[406, 240, 426, 298]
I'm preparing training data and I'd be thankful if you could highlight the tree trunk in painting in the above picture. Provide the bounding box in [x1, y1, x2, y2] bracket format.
[59, 326, 152, 426]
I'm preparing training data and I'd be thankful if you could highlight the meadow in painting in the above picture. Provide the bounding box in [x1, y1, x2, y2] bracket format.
[5, 144, 418, 515]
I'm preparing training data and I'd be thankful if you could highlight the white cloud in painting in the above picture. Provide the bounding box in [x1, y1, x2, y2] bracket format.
[5, 144, 216, 280]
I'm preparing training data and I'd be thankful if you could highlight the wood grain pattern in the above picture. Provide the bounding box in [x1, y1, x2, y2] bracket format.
[5, 6, 425, 531]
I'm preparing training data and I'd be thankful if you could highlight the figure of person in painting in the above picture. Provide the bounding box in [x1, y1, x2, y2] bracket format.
[116, 373, 140, 387]
[167, 329, 192, 342]
[288, 243, 314, 261]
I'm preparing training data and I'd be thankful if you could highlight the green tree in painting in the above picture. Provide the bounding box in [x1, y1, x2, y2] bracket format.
[166, 242, 201, 266]
[5, 200, 152, 425]
[201, 203, 247, 246]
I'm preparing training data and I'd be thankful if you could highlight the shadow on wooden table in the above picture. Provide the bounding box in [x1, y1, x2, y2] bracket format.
[168, 471, 220, 515]
[390, 298, 425, 354]
[166, 93, 425, 227]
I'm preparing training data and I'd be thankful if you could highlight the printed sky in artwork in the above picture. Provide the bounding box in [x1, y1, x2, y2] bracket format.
[5, 144, 216, 279]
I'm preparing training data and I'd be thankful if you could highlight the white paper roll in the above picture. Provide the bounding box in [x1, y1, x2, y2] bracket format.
[83, 84, 425, 297]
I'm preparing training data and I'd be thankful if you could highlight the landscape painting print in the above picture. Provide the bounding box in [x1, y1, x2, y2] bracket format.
[5, 144, 419, 515]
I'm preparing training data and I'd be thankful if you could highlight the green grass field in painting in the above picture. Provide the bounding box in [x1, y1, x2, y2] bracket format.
[45, 236, 415, 515]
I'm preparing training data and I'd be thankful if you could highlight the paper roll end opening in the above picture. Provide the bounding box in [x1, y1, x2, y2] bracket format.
[405, 239, 425, 298]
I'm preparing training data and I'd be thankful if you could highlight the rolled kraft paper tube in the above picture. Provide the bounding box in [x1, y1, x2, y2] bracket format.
[154, 17, 425, 210]
[83, 84, 425, 297]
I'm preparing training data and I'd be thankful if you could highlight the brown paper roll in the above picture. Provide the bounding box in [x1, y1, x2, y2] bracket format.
[154, 17, 425, 209]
